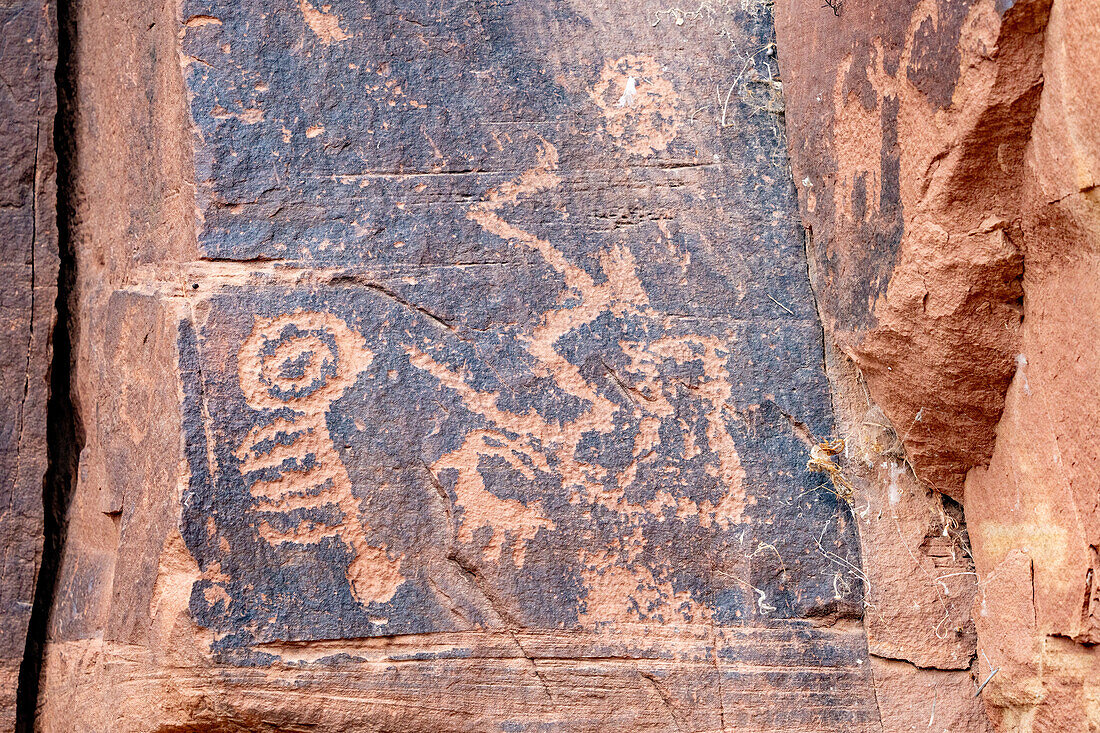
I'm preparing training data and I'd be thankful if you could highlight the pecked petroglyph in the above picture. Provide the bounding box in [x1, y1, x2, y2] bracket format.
[236, 311, 404, 606]
[589, 55, 682, 156]
[297, 0, 348, 44]
[578, 547, 706, 628]
[186, 140, 765, 633]
[169, 0, 858, 688]
[399, 141, 750, 622]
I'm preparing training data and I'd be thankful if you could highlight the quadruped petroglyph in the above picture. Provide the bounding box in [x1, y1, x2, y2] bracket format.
[177, 0, 863, 659]
[181, 138, 856, 651]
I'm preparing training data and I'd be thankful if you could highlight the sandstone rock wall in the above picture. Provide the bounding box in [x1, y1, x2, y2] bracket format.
[5, 0, 1096, 730]
[776, 0, 1100, 729]
[965, 1, 1100, 727]
[33, 0, 883, 730]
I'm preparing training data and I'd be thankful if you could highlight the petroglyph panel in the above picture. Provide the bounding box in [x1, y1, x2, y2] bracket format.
[178, 0, 867, 701]
[182, 262, 852, 648]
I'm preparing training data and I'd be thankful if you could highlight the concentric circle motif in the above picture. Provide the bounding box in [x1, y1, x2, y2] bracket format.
[238, 311, 373, 413]
[257, 327, 339, 402]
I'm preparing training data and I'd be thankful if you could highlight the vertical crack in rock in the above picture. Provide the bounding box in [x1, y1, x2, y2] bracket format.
[35, 0, 884, 727]
[0, 0, 58, 722]
[15, 0, 79, 725]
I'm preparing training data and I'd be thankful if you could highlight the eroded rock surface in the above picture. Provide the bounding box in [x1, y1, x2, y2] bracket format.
[24, 0, 1097, 729]
[964, 0, 1100, 727]
[776, 0, 1046, 500]
[0, 0, 57, 727]
[37, 1, 882, 730]
[778, 0, 1100, 729]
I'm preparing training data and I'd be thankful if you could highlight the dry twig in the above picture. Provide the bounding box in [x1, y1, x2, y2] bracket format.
[807, 438, 855, 503]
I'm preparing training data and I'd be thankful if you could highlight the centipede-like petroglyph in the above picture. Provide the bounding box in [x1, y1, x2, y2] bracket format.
[235, 311, 404, 605]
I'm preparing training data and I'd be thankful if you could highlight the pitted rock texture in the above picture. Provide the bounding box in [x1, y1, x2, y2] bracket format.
[0, 0, 57, 726]
[18, 0, 1098, 729]
[174, 0, 854, 650]
[36, 0, 884, 730]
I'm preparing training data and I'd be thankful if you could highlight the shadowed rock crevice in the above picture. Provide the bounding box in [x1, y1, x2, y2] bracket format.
[15, 0, 81, 725]
[28, 0, 888, 729]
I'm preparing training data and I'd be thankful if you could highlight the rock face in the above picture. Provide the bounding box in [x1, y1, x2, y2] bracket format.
[0, 0, 57, 727]
[35, 0, 883, 730]
[777, 0, 1100, 729]
[776, 0, 1044, 500]
[964, 1, 1100, 727]
[12, 0, 1097, 729]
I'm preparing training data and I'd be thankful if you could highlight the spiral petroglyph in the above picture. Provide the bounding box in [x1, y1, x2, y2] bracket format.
[235, 311, 404, 605]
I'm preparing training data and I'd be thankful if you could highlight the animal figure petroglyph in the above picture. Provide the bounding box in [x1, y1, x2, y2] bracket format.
[235, 311, 404, 606]
[408, 137, 749, 623]
[227, 133, 748, 621]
